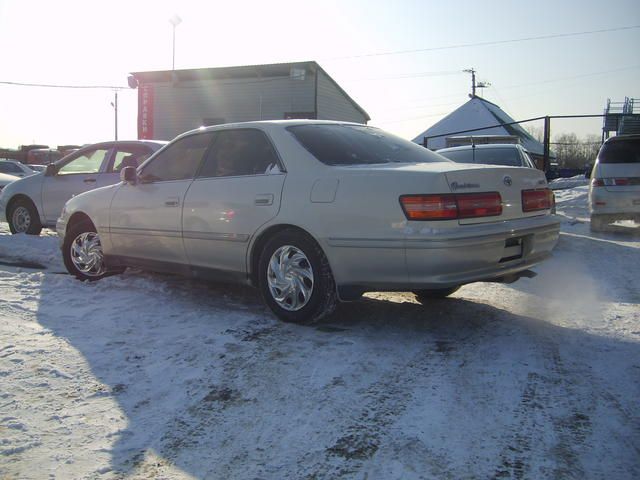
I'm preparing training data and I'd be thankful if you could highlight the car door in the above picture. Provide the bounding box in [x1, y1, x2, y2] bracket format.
[41, 145, 112, 223]
[108, 132, 214, 266]
[182, 128, 285, 274]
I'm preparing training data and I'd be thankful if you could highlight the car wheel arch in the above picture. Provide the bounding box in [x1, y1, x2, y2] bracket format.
[66, 211, 95, 233]
[248, 224, 328, 288]
[5, 193, 44, 235]
[6, 194, 37, 219]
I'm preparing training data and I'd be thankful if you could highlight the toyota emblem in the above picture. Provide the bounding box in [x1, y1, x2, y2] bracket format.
[503, 175, 513, 187]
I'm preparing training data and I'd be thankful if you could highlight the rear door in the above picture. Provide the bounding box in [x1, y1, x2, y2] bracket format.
[597, 138, 640, 193]
[182, 128, 285, 274]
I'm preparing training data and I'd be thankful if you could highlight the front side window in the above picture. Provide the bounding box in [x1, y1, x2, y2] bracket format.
[57, 148, 110, 175]
[198, 129, 280, 178]
[139, 133, 214, 183]
[288, 124, 448, 166]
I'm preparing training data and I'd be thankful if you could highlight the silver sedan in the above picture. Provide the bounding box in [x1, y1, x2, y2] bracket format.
[57, 121, 560, 323]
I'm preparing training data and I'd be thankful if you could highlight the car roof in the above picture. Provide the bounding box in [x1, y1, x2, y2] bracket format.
[604, 134, 640, 144]
[176, 119, 366, 139]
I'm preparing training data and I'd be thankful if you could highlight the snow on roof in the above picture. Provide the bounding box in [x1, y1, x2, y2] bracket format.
[412, 96, 545, 156]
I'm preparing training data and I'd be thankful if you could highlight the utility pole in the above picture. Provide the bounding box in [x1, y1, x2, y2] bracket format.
[463, 68, 477, 96]
[111, 90, 118, 141]
[463, 68, 490, 97]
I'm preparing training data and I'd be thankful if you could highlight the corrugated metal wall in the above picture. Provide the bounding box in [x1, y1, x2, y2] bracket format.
[150, 74, 316, 140]
[316, 70, 367, 124]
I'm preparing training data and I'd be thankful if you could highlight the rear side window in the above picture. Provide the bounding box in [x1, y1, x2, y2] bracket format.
[599, 139, 640, 164]
[110, 145, 156, 173]
[197, 129, 280, 178]
[288, 124, 448, 166]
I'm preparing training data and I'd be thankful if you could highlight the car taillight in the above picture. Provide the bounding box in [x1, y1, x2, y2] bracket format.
[522, 188, 553, 212]
[593, 177, 634, 186]
[400, 192, 502, 221]
[456, 192, 502, 218]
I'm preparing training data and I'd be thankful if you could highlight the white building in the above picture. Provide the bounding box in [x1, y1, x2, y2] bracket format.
[412, 96, 549, 168]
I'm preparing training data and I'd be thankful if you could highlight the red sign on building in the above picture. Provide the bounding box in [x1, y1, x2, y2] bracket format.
[138, 84, 154, 139]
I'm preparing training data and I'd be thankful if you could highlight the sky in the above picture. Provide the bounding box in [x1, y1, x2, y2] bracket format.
[0, 0, 638, 149]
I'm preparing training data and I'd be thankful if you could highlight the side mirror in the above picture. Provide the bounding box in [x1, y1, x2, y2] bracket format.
[45, 164, 58, 176]
[121, 166, 138, 184]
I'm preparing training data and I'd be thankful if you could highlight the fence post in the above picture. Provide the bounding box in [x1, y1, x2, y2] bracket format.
[543, 116, 550, 172]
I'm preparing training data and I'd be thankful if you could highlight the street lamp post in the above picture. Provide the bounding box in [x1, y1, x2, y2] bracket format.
[169, 14, 182, 70]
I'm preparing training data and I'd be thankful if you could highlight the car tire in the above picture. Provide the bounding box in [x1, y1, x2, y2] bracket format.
[63, 221, 123, 281]
[258, 229, 337, 324]
[590, 215, 606, 232]
[8, 198, 42, 235]
[413, 286, 461, 304]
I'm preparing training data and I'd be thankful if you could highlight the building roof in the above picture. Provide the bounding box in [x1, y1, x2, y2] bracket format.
[412, 96, 546, 156]
[131, 61, 370, 122]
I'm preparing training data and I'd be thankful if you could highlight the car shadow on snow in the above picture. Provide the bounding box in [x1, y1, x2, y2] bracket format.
[32, 268, 640, 479]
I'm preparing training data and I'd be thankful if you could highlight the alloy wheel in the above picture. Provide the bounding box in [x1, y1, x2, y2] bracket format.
[267, 245, 314, 311]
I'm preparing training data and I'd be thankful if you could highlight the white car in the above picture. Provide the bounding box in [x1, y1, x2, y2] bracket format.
[0, 172, 20, 194]
[0, 140, 166, 235]
[57, 121, 560, 323]
[436, 144, 538, 169]
[0, 159, 39, 177]
[589, 135, 640, 231]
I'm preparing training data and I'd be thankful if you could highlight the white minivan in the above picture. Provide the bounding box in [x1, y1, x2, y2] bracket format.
[588, 135, 640, 231]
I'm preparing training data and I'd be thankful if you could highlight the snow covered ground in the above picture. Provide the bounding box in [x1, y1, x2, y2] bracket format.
[1, 184, 638, 479]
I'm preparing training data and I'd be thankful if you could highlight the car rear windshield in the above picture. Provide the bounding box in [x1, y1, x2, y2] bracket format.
[599, 139, 640, 164]
[287, 124, 448, 166]
[438, 147, 522, 166]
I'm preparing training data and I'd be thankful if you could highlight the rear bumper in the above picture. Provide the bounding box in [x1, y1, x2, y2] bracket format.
[589, 188, 640, 216]
[326, 214, 560, 294]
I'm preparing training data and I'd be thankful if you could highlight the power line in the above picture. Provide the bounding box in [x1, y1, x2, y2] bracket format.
[328, 25, 640, 60]
[0, 80, 127, 89]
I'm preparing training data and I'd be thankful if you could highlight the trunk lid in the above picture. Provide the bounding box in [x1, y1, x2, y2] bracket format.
[597, 163, 640, 193]
[443, 166, 549, 224]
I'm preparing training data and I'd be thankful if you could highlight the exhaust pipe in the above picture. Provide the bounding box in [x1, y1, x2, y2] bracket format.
[492, 269, 537, 284]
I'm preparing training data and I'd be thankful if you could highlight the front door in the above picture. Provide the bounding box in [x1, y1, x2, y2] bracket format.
[108, 132, 214, 266]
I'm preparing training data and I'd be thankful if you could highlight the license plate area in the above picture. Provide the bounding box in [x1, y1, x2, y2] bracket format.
[500, 237, 524, 263]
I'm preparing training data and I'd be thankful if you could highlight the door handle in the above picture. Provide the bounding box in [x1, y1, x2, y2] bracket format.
[83, 178, 97, 184]
[255, 194, 274, 206]
[165, 197, 180, 207]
